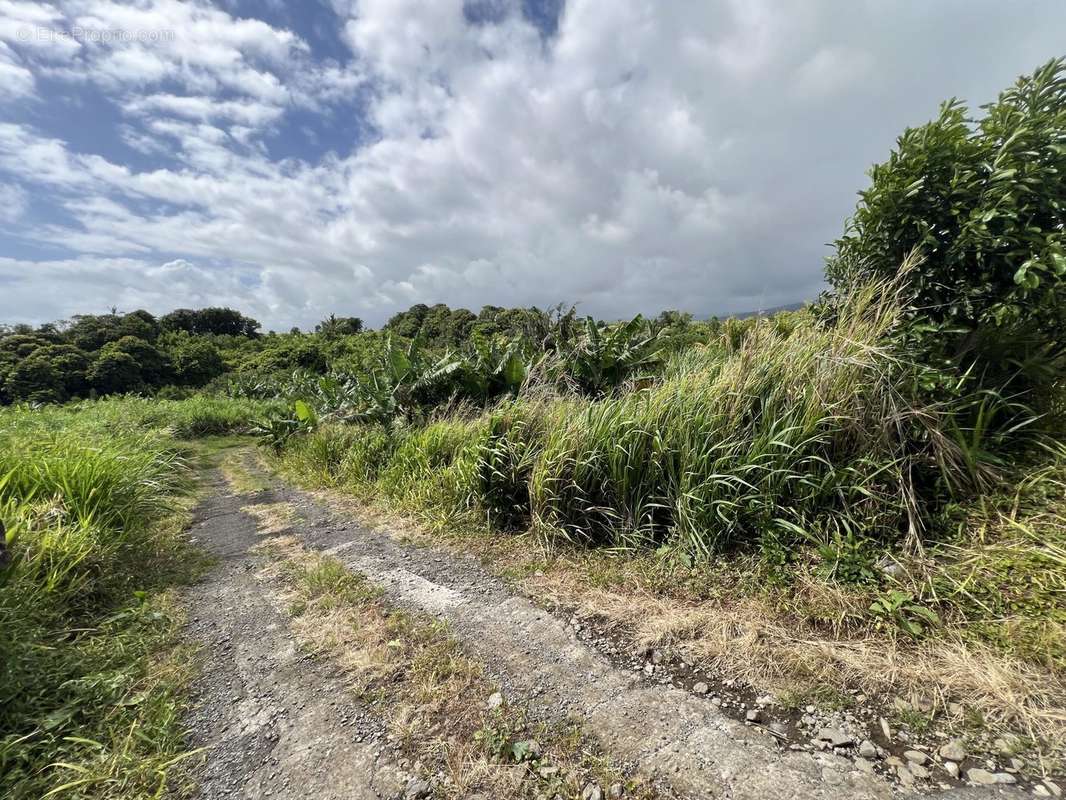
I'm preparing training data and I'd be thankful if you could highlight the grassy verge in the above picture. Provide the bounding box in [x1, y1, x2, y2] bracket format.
[261, 536, 659, 799]
[0, 397, 261, 799]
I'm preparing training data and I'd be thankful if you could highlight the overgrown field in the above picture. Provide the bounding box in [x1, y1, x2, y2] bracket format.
[0, 397, 270, 799]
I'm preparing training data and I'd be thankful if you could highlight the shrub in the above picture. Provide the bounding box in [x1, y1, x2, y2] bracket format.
[829, 58, 1066, 395]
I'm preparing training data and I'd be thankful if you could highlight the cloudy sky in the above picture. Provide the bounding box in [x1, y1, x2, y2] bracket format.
[0, 1, 1063, 330]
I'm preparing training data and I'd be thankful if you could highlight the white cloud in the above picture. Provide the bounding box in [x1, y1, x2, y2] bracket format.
[793, 46, 875, 100]
[0, 42, 34, 100]
[0, 181, 27, 224]
[0, 0, 1065, 329]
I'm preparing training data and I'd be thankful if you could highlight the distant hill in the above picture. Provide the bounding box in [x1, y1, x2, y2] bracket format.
[714, 300, 808, 320]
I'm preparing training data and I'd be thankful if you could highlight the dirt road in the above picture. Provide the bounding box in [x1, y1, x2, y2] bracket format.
[181, 451, 1031, 799]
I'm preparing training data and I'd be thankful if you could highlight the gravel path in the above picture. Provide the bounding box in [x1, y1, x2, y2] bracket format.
[276, 469, 1031, 800]
[180, 470, 407, 800]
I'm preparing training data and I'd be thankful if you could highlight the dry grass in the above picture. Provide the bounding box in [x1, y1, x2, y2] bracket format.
[221, 450, 271, 494]
[240, 501, 296, 536]
[539, 570, 1065, 766]
[255, 536, 658, 800]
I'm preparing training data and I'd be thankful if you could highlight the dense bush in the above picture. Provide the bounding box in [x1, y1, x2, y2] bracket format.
[829, 58, 1066, 402]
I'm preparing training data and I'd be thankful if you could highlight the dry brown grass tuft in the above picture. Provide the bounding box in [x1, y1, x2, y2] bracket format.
[241, 501, 296, 536]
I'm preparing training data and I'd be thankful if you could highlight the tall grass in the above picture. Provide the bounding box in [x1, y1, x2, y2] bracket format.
[277, 275, 983, 559]
[528, 278, 932, 553]
[0, 398, 240, 799]
[65, 395, 279, 439]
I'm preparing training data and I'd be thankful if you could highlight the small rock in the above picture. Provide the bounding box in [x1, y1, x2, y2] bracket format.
[879, 718, 892, 740]
[897, 766, 916, 787]
[858, 740, 878, 759]
[486, 692, 504, 710]
[404, 778, 432, 799]
[966, 768, 999, 786]
[939, 739, 966, 762]
[745, 709, 761, 723]
[1044, 780, 1062, 798]
[885, 756, 905, 769]
[944, 762, 960, 779]
[816, 728, 853, 747]
[650, 650, 664, 665]
[756, 694, 774, 707]
[608, 784, 624, 799]
[909, 762, 931, 780]
[904, 750, 929, 766]
[994, 735, 1020, 756]
[692, 682, 710, 695]
[581, 783, 603, 800]
[1035, 785, 1052, 797]
[854, 757, 876, 774]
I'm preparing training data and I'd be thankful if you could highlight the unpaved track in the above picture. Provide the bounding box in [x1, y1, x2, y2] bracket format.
[183, 453, 1027, 799]
[181, 470, 406, 800]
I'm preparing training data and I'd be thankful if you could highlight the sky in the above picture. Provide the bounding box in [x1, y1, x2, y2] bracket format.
[0, 1, 1064, 331]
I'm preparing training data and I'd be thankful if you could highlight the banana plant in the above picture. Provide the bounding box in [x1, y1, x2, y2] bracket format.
[563, 315, 665, 395]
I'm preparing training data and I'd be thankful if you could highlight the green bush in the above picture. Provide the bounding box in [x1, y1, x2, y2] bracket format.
[829, 58, 1066, 389]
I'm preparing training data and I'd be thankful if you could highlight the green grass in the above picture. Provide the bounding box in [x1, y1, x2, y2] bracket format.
[63, 395, 280, 439]
[0, 397, 240, 799]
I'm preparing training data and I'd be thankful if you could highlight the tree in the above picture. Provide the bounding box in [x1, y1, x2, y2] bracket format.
[87, 350, 143, 395]
[167, 337, 225, 387]
[65, 311, 160, 350]
[100, 336, 172, 388]
[315, 315, 364, 338]
[160, 307, 260, 337]
[33, 344, 91, 398]
[385, 304, 429, 338]
[830, 58, 1066, 338]
[4, 354, 64, 403]
[239, 336, 327, 373]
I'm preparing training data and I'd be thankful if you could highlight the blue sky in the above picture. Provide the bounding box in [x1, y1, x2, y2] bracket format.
[0, 1, 1064, 330]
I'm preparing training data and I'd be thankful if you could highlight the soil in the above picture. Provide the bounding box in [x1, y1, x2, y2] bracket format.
[181, 450, 1036, 799]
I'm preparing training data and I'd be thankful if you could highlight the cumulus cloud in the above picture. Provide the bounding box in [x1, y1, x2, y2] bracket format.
[0, 0, 1064, 329]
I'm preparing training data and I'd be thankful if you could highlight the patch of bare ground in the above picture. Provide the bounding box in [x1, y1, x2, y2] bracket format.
[180, 474, 411, 800]
[189, 459, 663, 800]
[199, 480, 1025, 798]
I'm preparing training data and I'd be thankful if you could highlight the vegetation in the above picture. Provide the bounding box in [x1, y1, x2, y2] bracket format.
[260, 59, 1066, 761]
[0, 397, 270, 799]
[1, 56, 1065, 791]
